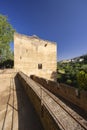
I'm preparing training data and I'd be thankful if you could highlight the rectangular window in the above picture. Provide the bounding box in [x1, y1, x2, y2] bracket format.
[38, 64, 42, 69]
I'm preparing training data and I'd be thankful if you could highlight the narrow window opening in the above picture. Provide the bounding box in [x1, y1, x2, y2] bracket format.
[38, 64, 42, 69]
[20, 56, 22, 59]
[26, 49, 28, 52]
[44, 44, 47, 47]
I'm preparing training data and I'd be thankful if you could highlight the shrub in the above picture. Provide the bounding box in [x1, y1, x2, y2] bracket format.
[77, 71, 87, 90]
[66, 79, 72, 85]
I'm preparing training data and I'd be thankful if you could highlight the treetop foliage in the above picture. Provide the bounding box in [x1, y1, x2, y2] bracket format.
[0, 14, 15, 62]
[0, 15, 15, 44]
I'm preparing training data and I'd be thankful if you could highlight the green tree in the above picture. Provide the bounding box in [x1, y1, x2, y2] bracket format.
[0, 14, 15, 62]
[81, 64, 87, 72]
[77, 71, 87, 90]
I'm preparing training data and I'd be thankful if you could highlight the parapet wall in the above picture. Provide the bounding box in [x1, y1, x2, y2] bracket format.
[30, 75, 87, 112]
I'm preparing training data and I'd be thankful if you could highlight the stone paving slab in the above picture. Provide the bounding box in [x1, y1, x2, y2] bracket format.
[0, 72, 43, 130]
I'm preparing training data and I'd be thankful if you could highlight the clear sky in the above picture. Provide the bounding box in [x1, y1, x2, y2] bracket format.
[0, 0, 87, 61]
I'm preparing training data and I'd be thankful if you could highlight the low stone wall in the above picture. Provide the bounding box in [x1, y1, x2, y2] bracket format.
[17, 72, 60, 130]
[30, 75, 87, 112]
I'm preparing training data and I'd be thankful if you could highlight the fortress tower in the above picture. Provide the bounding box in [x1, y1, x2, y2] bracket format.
[14, 33, 57, 81]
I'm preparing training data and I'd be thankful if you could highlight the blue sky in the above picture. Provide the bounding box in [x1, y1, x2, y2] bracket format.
[0, 0, 87, 61]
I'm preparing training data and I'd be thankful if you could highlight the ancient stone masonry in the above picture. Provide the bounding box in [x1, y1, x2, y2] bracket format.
[14, 33, 57, 81]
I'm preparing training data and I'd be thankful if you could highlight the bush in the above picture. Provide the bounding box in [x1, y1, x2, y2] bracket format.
[66, 79, 72, 85]
[0, 59, 14, 68]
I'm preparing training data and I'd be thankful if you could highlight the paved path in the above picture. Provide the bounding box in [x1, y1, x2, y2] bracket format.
[0, 72, 43, 130]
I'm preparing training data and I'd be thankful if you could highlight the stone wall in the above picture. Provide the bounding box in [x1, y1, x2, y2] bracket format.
[14, 33, 57, 81]
[30, 75, 87, 112]
[17, 72, 60, 130]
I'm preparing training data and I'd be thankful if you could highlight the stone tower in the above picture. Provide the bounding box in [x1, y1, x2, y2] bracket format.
[14, 33, 57, 81]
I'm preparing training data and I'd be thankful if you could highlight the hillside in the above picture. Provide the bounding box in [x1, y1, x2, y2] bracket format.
[57, 54, 87, 91]
[60, 54, 87, 63]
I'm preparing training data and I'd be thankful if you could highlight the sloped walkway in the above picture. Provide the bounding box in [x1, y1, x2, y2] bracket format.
[19, 71, 87, 130]
[0, 71, 43, 130]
